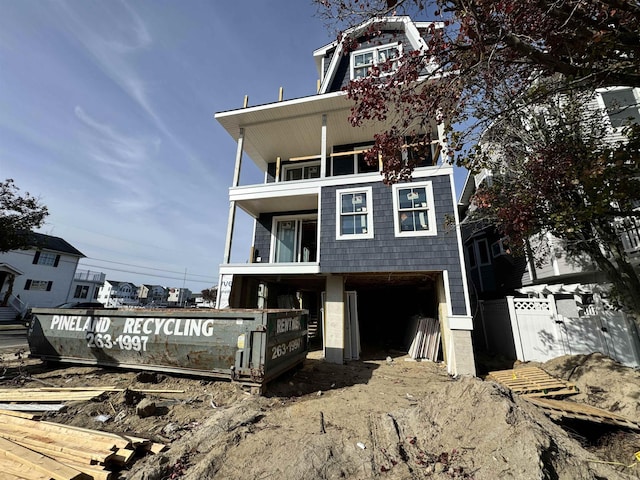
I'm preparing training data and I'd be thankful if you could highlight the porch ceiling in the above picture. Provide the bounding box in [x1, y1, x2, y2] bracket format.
[236, 193, 318, 218]
[215, 92, 389, 170]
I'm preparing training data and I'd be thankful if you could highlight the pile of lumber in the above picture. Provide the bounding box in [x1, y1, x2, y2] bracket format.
[0, 411, 165, 480]
[407, 316, 441, 361]
[0, 386, 184, 412]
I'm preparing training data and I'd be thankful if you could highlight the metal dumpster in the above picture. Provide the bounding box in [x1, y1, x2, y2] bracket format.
[27, 308, 308, 387]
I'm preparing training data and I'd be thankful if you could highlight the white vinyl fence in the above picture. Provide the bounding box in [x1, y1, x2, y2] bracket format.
[479, 296, 640, 367]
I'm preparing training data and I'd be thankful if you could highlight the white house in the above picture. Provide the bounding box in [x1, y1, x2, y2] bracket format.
[0, 232, 84, 320]
[67, 269, 106, 303]
[97, 280, 139, 307]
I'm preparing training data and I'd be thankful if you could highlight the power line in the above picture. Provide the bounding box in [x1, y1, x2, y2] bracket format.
[85, 256, 216, 278]
[81, 263, 216, 284]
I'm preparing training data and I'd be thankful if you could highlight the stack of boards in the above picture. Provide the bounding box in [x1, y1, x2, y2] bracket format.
[407, 316, 441, 361]
[0, 410, 164, 480]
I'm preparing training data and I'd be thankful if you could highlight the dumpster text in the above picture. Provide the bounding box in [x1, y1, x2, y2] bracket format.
[49, 315, 217, 353]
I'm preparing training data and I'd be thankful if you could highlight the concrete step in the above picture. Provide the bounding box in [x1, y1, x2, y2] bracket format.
[0, 307, 20, 323]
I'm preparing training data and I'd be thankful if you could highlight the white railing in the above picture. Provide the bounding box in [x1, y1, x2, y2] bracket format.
[74, 270, 106, 283]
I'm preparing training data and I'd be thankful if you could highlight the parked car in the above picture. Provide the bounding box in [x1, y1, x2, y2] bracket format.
[24, 302, 108, 327]
[55, 302, 106, 309]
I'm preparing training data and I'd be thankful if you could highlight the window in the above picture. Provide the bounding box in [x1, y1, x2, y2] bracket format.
[491, 237, 511, 258]
[351, 43, 401, 80]
[476, 239, 490, 265]
[601, 88, 640, 128]
[271, 216, 318, 263]
[282, 162, 320, 181]
[24, 280, 52, 291]
[33, 251, 59, 267]
[330, 143, 377, 176]
[392, 182, 437, 236]
[336, 187, 374, 239]
[74, 285, 89, 299]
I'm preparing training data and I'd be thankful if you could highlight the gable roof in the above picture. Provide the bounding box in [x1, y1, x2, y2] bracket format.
[27, 232, 84, 257]
[314, 16, 436, 95]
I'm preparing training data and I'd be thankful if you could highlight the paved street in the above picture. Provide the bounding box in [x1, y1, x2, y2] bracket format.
[0, 327, 28, 351]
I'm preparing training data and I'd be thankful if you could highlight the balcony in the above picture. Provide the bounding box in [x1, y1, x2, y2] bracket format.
[74, 270, 106, 283]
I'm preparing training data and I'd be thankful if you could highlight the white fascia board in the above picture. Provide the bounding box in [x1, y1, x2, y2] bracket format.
[219, 263, 321, 276]
[229, 183, 320, 202]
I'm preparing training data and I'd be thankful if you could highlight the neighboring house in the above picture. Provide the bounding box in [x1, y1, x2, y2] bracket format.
[459, 87, 640, 368]
[68, 269, 106, 303]
[214, 16, 475, 376]
[0, 232, 84, 321]
[98, 280, 139, 307]
[138, 284, 168, 306]
[167, 287, 191, 307]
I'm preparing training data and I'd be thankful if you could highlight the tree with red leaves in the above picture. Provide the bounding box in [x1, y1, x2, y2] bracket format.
[315, 0, 640, 176]
[467, 89, 640, 319]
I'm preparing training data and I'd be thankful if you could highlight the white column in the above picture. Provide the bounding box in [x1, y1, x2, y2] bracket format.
[223, 128, 245, 264]
[320, 114, 327, 178]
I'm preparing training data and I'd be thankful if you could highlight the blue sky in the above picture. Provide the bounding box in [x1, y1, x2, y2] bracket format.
[1, 0, 467, 292]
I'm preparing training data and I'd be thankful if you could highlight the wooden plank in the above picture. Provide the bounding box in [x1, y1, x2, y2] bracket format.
[0, 430, 115, 464]
[42, 422, 150, 449]
[525, 397, 640, 430]
[0, 403, 67, 412]
[0, 456, 53, 480]
[0, 409, 39, 419]
[61, 460, 113, 480]
[0, 436, 86, 480]
[0, 415, 127, 450]
[111, 447, 136, 465]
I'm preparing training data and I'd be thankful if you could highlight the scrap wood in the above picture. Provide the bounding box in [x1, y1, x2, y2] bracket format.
[0, 436, 85, 480]
[0, 403, 66, 412]
[0, 408, 39, 419]
[525, 397, 640, 430]
[0, 390, 105, 402]
[487, 367, 578, 397]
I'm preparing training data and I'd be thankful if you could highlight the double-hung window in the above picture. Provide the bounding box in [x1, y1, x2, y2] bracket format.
[392, 182, 437, 236]
[336, 187, 374, 239]
[33, 251, 59, 266]
[351, 43, 401, 80]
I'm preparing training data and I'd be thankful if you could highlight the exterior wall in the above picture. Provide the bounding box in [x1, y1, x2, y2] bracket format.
[0, 248, 80, 308]
[254, 210, 317, 263]
[319, 176, 467, 315]
[68, 270, 105, 302]
[327, 30, 416, 92]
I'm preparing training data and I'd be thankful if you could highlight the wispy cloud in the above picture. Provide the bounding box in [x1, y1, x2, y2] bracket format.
[55, 1, 215, 180]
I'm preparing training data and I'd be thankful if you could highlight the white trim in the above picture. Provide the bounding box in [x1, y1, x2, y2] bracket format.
[448, 315, 473, 330]
[269, 213, 319, 264]
[392, 181, 437, 237]
[350, 42, 402, 80]
[442, 269, 453, 317]
[219, 263, 320, 276]
[281, 160, 321, 182]
[449, 170, 472, 316]
[336, 186, 374, 240]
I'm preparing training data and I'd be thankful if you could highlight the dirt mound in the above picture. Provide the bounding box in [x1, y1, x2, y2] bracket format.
[1, 350, 638, 479]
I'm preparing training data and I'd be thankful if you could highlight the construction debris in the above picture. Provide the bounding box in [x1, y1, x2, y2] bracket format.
[0, 411, 165, 479]
[487, 366, 640, 431]
[407, 316, 441, 361]
[487, 367, 578, 397]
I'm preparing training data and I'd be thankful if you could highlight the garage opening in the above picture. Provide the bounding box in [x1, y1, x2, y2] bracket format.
[345, 274, 440, 360]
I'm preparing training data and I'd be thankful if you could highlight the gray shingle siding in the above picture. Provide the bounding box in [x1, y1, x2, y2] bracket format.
[320, 176, 467, 315]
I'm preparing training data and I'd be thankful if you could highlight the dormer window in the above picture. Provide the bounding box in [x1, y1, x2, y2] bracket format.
[351, 43, 402, 80]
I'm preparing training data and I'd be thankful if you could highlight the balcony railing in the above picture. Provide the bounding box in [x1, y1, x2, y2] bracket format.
[74, 270, 106, 283]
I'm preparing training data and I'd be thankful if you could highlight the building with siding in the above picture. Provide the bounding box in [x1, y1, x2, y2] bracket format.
[458, 87, 640, 366]
[215, 16, 475, 375]
[68, 269, 106, 303]
[0, 233, 84, 318]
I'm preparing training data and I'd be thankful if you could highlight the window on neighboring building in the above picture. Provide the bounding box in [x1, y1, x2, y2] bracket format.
[601, 88, 640, 127]
[24, 280, 52, 291]
[351, 43, 402, 80]
[392, 182, 437, 236]
[336, 187, 374, 239]
[74, 285, 89, 299]
[33, 251, 59, 267]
